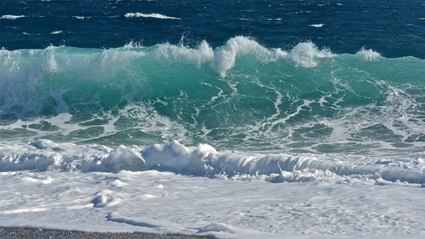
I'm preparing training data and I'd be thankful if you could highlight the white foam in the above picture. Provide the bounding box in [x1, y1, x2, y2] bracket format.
[73, 16, 89, 20]
[1, 140, 424, 185]
[50, 30, 63, 35]
[124, 13, 181, 20]
[309, 24, 324, 27]
[0, 15, 25, 20]
[0, 168, 424, 238]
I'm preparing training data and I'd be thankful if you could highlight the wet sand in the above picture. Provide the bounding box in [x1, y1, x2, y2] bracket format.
[0, 227, 212, 239]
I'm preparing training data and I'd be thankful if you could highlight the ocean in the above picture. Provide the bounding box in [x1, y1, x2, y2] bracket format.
[1, 0, 425, 238]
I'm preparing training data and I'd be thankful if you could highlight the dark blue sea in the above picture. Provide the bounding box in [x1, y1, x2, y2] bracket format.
[2, 0, 425, 58]
[0, 0, 425, 183]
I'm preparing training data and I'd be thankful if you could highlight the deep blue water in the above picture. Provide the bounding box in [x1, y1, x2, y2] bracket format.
[1, 0, 425, 58]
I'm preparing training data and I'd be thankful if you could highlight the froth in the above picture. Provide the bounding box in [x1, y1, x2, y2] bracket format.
[1, 140, 424, 185]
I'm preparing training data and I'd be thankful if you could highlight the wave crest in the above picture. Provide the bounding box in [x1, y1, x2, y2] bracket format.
[152, 36, 334, 76]
[356, 47, 381, 60]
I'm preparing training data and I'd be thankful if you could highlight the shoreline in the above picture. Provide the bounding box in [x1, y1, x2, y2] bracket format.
[0, 227, 212, 239]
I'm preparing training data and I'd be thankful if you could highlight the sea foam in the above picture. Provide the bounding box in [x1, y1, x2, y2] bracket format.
[1, 140, 424, 185]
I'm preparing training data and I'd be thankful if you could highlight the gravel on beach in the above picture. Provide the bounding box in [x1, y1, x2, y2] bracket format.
[0, 227, 212, 239]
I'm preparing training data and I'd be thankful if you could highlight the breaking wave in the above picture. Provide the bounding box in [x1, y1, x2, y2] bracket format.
[0, 36, 425, 157]
[1, 140, 424, 185]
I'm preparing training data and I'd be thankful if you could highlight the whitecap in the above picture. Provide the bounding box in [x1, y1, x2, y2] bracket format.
[50, 30, 63, 35]
[0, 15, 25, 20]
[124, 12, 180, 20]
[356, 47, 381, 60]
[310, 24, 324, 28]
[287, 42, 335, 67]
[73, 16, 89, 20]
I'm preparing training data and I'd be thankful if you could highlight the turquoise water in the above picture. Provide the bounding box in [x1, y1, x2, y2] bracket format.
[1, 37, 424, 156]
[1, 1, 425, 183]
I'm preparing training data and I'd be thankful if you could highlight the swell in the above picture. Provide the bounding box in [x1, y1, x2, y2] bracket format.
[0, 37, 425, 154]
